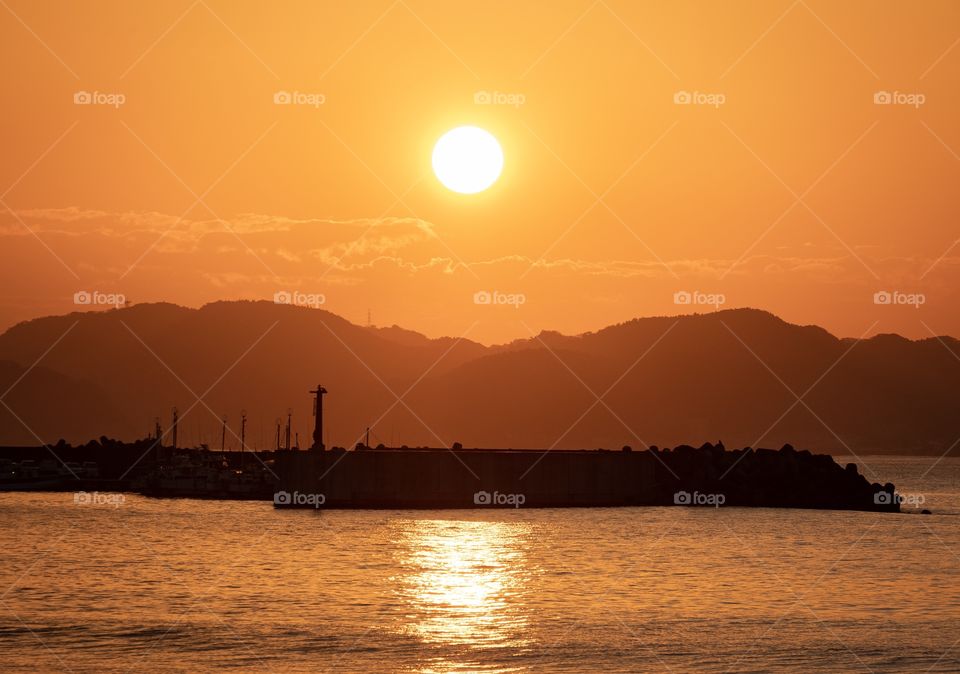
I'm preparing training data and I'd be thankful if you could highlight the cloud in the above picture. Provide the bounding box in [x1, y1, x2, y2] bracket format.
[4, 207, 958, 285]
[3, 206, 960, 344]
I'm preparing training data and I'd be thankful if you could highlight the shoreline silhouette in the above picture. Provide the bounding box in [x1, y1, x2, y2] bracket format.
[0, 438, 900, 513]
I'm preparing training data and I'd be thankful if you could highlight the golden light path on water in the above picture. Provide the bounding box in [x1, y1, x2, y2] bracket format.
[391, 519, 536, 672]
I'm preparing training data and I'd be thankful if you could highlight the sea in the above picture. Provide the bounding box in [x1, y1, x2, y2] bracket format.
[0, 455, 958, 673]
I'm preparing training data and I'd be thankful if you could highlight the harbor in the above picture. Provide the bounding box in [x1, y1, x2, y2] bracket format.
[0, 384, 901, 512]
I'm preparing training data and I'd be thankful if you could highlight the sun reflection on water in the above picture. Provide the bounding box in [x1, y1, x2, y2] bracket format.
[392, 518, 535, 672]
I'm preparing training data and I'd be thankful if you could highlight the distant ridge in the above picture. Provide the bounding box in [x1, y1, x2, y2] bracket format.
[0, 301, 957, 455]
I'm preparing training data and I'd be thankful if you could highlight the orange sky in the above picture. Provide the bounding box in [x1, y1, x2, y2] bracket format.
[1, 0, 958, 344]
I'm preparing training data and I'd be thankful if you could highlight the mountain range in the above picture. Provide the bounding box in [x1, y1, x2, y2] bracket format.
[0, 301, 957, 455]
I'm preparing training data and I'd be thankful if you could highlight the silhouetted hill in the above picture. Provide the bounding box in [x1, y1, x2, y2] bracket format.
[0, 303, 957, 455]
[0, 360, 136, 445]
[0, 301, 487, 449]
[408, 310, 960, 454]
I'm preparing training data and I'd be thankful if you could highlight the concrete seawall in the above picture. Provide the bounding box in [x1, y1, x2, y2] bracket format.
[274, 444, 899, 512]
[276, 448, 659, 508]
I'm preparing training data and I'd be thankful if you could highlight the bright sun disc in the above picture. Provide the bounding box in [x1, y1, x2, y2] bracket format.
[432, 126, 503, 194]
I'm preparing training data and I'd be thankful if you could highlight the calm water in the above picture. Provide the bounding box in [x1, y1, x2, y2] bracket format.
[1, 456, 959, 673]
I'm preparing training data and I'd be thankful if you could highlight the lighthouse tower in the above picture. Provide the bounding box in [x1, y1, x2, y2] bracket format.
[310, 384, 328, 450]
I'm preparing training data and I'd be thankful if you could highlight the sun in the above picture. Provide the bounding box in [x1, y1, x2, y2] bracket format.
[432, 126, 503, 194]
